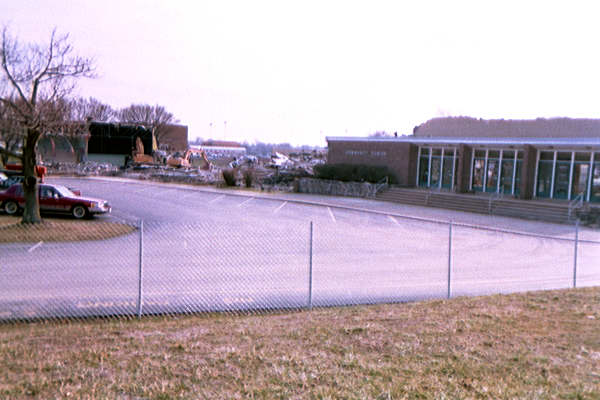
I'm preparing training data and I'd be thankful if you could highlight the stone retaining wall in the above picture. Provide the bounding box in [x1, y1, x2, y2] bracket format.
[295, 177, 382, 198]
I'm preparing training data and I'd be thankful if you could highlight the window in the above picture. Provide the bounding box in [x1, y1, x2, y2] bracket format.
[417, 146, 457, 190]
[552, 152, 571, 199]
[571, 153, 590, 199]
[536, 152, 554, 198]
[592, 153, 600, 202]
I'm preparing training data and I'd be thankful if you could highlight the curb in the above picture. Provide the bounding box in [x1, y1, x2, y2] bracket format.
[59, 176, 599, 244]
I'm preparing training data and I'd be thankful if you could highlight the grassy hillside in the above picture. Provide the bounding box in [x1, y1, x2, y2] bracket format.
[1, 287, 599, 399]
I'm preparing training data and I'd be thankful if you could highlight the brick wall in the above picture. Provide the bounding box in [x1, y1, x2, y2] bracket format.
[327, 140, 415, 186]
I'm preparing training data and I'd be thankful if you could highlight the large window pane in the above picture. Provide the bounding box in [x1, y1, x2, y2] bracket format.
[537, 161, 553, 198]
[553, 161, 570, 199]
[486, 159, 499, 192]
[430, 158, 441, 187]
[442, 155, 454, 188]
[571, 163, 589, 198]
[592, 161, 600, 202]
[472, 159, 485, 191]
[514, 160, 522, 196]
[500, 160, 514, 194]
[418, 156, 429, 187]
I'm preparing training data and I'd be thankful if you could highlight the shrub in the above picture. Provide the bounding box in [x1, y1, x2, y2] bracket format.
[243, 169, 254, 188]
[313, 163, 397, 184]
[222, 169, 237, 186]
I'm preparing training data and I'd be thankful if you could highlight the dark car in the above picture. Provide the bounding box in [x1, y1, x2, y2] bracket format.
[0, 172, 24, 189]
[0, 183, 111, 219]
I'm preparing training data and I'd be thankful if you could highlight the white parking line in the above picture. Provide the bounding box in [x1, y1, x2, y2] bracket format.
[237, 197, 254, 207]
[181, 192, 197, 200]
[388, 215, 399, 225]
[273, 201, 288, 213]
[328, 207, 336, 222]
[28, 241, 44, 253]
[208, 195, 224, 204]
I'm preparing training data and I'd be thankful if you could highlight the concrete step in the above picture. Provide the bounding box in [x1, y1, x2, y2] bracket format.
[376, 187, 576, 224]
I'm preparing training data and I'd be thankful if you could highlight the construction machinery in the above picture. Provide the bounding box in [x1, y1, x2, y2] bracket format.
[132, 136, 154, 164]
[167, 148, 211, 169]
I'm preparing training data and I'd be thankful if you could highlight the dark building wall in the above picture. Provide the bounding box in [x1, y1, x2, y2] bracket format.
[327, 140, 414, 186]
[406, 144, 419, 187]
[456, 145, 472, 193]
[88, 122, 153, 156]
[519, 145, 538, 200]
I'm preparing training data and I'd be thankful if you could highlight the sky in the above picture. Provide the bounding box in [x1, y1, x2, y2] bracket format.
[2, 1, 600, 146]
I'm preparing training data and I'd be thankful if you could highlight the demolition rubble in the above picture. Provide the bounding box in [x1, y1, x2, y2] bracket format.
[44, 149, 326, 191]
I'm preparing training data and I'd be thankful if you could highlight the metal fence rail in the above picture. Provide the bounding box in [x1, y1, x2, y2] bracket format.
[0, 217, 598, 323]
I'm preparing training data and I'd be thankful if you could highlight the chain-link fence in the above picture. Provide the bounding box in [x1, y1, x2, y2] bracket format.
[1, 217, 598, 322]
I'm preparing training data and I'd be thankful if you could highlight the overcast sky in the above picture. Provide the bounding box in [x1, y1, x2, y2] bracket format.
[2, 1, 600, 146]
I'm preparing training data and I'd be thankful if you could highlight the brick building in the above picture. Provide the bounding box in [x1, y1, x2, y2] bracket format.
[327, 117, 600, 203]
[159, 124, 188, 151]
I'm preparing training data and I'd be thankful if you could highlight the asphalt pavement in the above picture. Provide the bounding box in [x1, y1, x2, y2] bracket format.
[0, 176, 598, 321]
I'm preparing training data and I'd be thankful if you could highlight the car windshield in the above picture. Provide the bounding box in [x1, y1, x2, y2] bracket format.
[54, 185, 76, 197]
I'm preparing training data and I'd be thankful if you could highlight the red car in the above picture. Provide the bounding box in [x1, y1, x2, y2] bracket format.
[0, 183, 111, 219]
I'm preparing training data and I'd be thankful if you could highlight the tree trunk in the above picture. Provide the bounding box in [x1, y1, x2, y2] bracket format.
[21, 129, 42, 224]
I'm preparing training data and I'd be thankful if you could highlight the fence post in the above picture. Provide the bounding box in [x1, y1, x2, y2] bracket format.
[573, 219, 579, 288]
[308, 221, 313, 310]
[137, 219, 144, 318]
[447, 221, 452, 299]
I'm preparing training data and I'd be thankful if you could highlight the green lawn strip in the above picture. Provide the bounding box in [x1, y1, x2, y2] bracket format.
[0, 216, 136, 242]
[1, 288, 599, 399]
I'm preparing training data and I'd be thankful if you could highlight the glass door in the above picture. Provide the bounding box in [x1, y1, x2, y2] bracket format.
[418, 148, 430, 187]
[553, 152, 571, 199]
[592, 156, 600, 202]
[536, 151, 554, 198]
[441, 151, 454, 189]
[486, 151, 500, 193]
[472, 151, 485, 191]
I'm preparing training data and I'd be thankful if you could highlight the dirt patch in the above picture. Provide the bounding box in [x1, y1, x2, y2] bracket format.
[0, 216, 136, 242]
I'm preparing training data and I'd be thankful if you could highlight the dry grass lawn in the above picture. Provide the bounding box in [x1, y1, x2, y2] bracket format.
[0, 216, 136, 242]
[1, 287, 599, 399]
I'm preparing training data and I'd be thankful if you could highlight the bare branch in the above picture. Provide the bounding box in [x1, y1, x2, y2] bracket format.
[1, 27, 32, 110]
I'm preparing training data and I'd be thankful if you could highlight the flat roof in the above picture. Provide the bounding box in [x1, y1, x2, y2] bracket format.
[191, 145, 246, 152]
[326, 136, 600, 148]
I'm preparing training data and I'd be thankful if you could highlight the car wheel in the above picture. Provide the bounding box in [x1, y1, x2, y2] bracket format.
[3, 201, 19, 215]
[71, 205, 89, 219]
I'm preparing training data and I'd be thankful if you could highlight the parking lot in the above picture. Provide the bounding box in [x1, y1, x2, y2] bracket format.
[1, 176, 599, 320]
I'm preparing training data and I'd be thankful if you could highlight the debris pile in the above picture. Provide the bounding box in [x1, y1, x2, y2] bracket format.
[122, 166, 222, 185]
[45, 161, 119, 176]
[44, 148, 327, 191]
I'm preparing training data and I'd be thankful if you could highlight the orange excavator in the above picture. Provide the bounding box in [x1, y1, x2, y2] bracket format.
[167, 148, 211, 169]
[132, 137, 154, 164]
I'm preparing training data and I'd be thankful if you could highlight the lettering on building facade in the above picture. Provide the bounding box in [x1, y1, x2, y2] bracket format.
[345, 150, 387, 157]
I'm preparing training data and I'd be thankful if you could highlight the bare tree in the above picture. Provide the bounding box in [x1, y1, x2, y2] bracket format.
[368, 131, 393, 138]
[0, 101, 22, 166]
[69, 97, 114, 122]
[60, 97, 113, 162]
[0, 27, 94, 223]
[116, 104, 177, 148]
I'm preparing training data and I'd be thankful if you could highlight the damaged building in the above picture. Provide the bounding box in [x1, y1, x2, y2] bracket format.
[87, 122, 155, 166]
